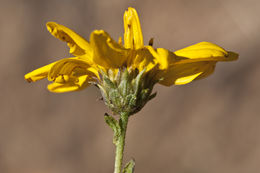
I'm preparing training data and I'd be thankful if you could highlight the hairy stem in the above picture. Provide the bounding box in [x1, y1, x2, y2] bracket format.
[114, 112, 129, 173]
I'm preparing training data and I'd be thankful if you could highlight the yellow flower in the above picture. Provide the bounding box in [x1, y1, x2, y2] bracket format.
[25, 7, 238, 93]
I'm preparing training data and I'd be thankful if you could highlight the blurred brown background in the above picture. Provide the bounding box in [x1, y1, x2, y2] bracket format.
[1, 0, 259, 172]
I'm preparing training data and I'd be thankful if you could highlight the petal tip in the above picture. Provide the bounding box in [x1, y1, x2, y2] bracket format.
[92, 30, 106, 35]
[24, 76, 33, 83]
[126, 7, 137, 13]
[46, 21, 56, 32]
[226, 51, 239, 61]
[24, 73, 35, 83]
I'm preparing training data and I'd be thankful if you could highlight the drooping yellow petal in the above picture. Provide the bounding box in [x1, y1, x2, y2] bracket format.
[194, 63, 216, 80]
[47, 75, 91, 93]
[48, 58, 96, 82]
[47, 58, 95, 93]
[124, 7, 144, 49]
[46, 22, 93, 57]
[174, 72, 203, 85]
[90, 30, 129, 69]
[24, 62, 56, 82]
[48, 82, 79, 93]
[174, 42, 238, 62]
[159, 61, 217, 86]
[157, 42, 238, 86]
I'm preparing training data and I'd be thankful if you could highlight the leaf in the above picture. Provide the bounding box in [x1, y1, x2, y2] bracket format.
[123, 159, 135, 173]
[104, 114, 121, 144]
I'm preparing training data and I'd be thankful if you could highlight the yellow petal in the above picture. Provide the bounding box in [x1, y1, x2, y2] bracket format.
[159, 61, 216, 86]
[47, 75, 91, 93]
[158, 42, 238, 86]
[24, 62, 56, 82]
[174, 42, 238, 63]
[48, 58, 96, 81]
[46, 22, 92, 57]
[175, 72, 203, 85]
[124, 7, 144, 49]
[129, 47, 156, 72]
[90, 30, 129, 68]
[118, 36, 123, 45]
[194, 63, 216, 80]
[146, 46, 183, 70]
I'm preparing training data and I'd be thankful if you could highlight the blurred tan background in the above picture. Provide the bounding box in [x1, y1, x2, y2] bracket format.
[1, 0, 259, 172]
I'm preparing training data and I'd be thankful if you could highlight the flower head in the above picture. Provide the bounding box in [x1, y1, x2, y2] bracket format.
[24, 7, 238, 114]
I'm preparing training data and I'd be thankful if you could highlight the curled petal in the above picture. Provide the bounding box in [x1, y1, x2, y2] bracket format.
[90, 30, 129, 68]
[46, 22, 92, 57]
[47, 75, 91, 93]
[124, 7, 144, 49]
[24, 62, 56, 82]
[159, 61, 217, 86]
[48, 58, 96, 81]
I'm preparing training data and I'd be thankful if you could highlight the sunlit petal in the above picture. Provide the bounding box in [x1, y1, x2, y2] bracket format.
[47, 75, 91, 93]
[124, 7, 144, 49]
[146, 46, 183, 70]
[46, 22, 92, 57]
[24, 62, 56, 82]
[129, 48, 156, 72]
[174, 42, 238, 62]
[48, 58, 96, 81]
[90, 30, 129, 68]
[159, 61, 216, 86]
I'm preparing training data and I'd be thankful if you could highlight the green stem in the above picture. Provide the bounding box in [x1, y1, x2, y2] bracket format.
[114, 112, 129, 173]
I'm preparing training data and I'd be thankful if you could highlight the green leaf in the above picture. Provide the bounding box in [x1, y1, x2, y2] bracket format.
[104, 114, 121, 144]
[123, 159, 135, 173]
[104, 113, 118, 131]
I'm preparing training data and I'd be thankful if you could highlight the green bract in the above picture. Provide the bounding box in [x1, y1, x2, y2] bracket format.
[98, 68, 157, 115]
